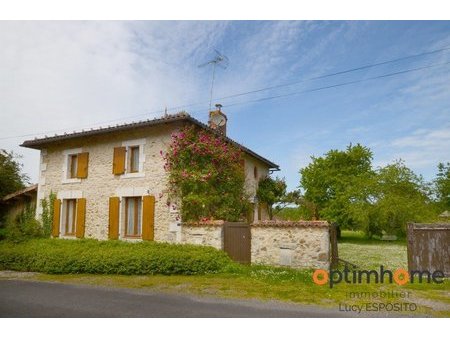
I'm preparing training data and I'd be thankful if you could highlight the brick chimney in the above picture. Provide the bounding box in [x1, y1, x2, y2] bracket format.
[208, 104, 228, 135]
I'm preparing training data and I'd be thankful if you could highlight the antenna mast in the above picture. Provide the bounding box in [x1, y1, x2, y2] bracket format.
[198, 50, 229, 111]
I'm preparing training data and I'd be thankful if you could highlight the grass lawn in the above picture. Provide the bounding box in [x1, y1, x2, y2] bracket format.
[1, 231, 448, 317]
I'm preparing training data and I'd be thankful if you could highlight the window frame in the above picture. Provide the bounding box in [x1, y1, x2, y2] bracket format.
[120, 138, 146, 179]
[128, 146, 140, 173]
[62, 148, 82, 184]
[64, 198, 77, 236]
[124, 196, 142, 238]
[68, 154, 78, 179]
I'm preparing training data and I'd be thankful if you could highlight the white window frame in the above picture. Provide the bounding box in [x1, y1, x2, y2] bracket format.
[115, 187, 148, 241]
[57, 190, 83, 239]
[62, 148, 82, 184]
[121, 138, 146, 179]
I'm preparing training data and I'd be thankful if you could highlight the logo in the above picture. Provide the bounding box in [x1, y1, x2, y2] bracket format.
[313, 265, 445, 288]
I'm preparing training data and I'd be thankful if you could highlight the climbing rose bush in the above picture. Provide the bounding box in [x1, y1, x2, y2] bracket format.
[163, 125, 249, 222]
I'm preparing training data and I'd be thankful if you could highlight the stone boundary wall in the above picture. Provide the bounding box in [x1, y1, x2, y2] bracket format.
[251, 221, 330, 269]
[180, 222, 223, 250]
[181, 220, 330, 270]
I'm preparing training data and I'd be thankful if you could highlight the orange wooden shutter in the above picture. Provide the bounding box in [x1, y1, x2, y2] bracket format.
[52, 199, 61, 237]
[76, 198, 86, 238]
[108, 197, 120, 239]
[142, 195, 155, 241]
[76, 152, 89, 178]
[112, 147, 126, 175]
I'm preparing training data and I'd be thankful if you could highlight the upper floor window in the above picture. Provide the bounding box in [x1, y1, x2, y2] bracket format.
[68, 154, 78, 179]
[254, 165, 258, 179]
[128, 146, 140, 173]
[113, 138, 146, 178]
[62, 148, 89, 184]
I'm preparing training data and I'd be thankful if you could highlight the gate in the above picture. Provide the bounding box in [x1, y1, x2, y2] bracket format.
[223, 222, 251, 264]
[407, 223, 450, 276]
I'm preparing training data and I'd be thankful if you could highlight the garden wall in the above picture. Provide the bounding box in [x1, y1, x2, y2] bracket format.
[181, 220, 330, 269]
[251, 221, 330, 269]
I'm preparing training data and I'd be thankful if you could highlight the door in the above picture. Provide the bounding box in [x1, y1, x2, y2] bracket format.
[223, 222, 251, 264]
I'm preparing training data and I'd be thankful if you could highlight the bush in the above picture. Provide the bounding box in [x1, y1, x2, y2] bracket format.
[0, 239, 234, 275]
[1, 205, 45, 242]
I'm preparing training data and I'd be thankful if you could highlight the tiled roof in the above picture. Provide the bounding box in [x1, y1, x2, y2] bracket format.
[20, 112, 279, 169]
[2, 184, 38, 202]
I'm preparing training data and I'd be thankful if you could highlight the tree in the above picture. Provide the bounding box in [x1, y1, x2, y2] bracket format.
[369, 160, 435, 237]
[299, 144, 376, 229]
[164, 125, 249, 222]
[256, 176, 286, 219]
[434, 162, 450, 211]
[0, 149, 29, 200]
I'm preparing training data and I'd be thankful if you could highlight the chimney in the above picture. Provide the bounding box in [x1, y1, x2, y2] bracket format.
[208, 103, 228, 135]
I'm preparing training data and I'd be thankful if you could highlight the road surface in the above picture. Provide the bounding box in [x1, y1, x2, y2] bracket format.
[0, 279, 351, 318]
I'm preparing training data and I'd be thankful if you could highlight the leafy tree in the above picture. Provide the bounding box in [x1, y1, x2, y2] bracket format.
[256, 176, 286, 219]
[434, 162, 450, 211]
[164, 125, 249, 222]
[299, 144, 376, 229]
[369, 160, 435, 237]
[0, 149, 29, 199]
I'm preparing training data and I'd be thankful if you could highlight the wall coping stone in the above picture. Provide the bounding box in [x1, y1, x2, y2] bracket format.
[251, 220, 329, 228]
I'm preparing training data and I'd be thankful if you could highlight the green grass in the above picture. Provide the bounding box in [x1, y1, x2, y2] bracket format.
[1, 233, 449, 317]
[338, 230, 407, 270]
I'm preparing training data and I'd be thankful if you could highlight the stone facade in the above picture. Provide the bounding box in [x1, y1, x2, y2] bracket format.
[34, 121, 271, 242]
[251, 221, 330, 269]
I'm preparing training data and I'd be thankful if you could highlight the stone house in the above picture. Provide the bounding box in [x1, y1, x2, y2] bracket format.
[21, 109, 330, 269]
[21, 109, 276, 242]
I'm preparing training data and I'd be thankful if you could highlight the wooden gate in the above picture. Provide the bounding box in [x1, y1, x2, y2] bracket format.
[223, 222, 251, 264]
[407, 223, 450, 276]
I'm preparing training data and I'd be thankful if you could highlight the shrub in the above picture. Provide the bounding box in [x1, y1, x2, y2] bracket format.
[0, 239, 234, 275]
[1, 205, 45, 242]
[163, 125, 249, 222]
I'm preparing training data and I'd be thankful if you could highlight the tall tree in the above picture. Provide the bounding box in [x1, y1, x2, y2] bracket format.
[256, 176, 287, 219]
[299, 144, 376, 229]
[370, 160, 434, 237]
[435, 162, 450, 211]
[0, 149, 29, 199]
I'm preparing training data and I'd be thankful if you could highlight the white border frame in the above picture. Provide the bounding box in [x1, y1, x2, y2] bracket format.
[121, 138, 146, 179]
[61, 148, 82, 184]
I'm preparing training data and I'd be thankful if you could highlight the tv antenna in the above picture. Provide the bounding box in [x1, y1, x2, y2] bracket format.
[198, 50, 229, 111]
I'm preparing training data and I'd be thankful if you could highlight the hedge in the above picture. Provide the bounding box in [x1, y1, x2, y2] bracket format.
[0, 239, 233, 275]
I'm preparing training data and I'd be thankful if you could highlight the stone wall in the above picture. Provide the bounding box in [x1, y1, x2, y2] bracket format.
[251, 221, 330, 269]
[180, 223, 223, 250]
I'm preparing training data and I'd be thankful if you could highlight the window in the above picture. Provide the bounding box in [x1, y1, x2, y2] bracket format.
[64, 199, 77, 236]
[68, 154, 78, 178]
[254, 166, 258, 179]
[128, 146, 140, 173]
[125, 197, 142, 237]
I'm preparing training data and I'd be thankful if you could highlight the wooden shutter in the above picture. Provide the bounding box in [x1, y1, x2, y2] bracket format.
[76, 152, 89, 178]
[112, 147, 126, 175]
[52, 199, 61, 237]
[76, 198, 86, 238]
[108, 197, 120, 239]
[142, 195, 155, 241]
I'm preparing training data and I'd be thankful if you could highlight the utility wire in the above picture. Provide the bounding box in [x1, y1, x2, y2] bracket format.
[2, 45, 449, 141]
[215, 45, 450, 101]
[223, 60, 450, 108]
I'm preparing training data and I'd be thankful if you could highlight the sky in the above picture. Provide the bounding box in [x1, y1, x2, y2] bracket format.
[1, 21, 449, 191]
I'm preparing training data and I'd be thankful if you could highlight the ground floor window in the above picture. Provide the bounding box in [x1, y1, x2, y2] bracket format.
[64, 199, 77, 235]
[125, 197, 142, 237]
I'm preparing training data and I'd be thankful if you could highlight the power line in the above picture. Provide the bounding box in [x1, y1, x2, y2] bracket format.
[215, 45, 450, 101]
[2, 45, 449, 141]
[223, 60, 450, 108]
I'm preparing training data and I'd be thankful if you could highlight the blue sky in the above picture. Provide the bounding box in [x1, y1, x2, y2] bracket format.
[1, 21, 449, 190]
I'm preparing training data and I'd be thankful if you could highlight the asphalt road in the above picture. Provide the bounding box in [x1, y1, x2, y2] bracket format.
[0, 279, 351, 318]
